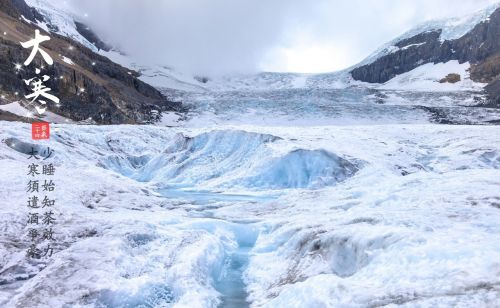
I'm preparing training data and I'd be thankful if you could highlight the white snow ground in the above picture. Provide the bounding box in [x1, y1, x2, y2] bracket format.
[379, 60, 486, 92]
[0, 101, 74, 124]
[0, 120, 499, 307]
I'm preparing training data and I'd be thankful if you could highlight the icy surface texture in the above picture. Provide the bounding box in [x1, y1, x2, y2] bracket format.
[1, 122, 499, 307]
[101, 130, 360, 191]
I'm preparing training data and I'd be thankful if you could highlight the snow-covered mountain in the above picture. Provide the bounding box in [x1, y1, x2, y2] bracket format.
[351, 2, 500, 104]
[1, 0, 496, 104]
[352, 3, 500, 70]
[2, 0, 498, 127]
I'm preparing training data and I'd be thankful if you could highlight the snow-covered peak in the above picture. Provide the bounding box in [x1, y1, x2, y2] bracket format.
[411, 2, 500, 42]
[24, 0, 97, 51]
[356, 2, 500, 68]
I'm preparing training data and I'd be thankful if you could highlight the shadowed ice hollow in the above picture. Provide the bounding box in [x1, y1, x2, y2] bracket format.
[100, 130, 361, 190]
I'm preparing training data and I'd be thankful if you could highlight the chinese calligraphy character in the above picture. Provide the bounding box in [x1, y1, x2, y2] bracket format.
[20, 29, 53, 66]
[27, 163, 39, 176]
[42, 164, 55, 175]
[42, 180, 55, 192]
[42, 196, 55, 208]
[24, 70, 60, 115]
[27, 196, 39, 208]
[42, 228, 55, 241]
[26, 180, 39, 193]
[27, 244, 41, 258]
[28, 228, 38, 241]
[43, 244, 54, 257]
[42, 211, 56, 225]
[27, 213, 39, 224]
[41, 147, 54, 160]
[27, 147, 39, 160]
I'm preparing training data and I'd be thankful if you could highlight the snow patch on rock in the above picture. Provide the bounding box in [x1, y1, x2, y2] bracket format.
[379, 60, 486, 92]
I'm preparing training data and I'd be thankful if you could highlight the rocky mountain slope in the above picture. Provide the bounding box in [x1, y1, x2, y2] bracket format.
[0, 0, 182, 124]
[351, 4, 500, 105]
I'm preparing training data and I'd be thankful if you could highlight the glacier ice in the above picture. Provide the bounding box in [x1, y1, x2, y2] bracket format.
[91, 284, 174, 308]
[235, 149, 359, 189]
[0, 120, 499, 308]
[101, 130, 361, 191]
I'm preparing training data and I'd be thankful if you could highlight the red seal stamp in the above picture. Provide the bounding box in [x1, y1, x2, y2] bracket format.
[32, 122, 50, 140]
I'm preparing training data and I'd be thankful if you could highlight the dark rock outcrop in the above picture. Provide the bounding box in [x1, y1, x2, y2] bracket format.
[485, 79, 500, 104]
[440, 73, 461, 84]
[74, 21, 111, 52]
[470, 52, 500, 82]
[0, 0, 182, 124]
[352, 30, 444, 84]
[0, 0, 44, 23]
[351, 7, 500, 104]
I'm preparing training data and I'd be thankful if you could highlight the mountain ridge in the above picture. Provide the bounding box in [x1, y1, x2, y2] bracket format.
[350, 4, 500, 105]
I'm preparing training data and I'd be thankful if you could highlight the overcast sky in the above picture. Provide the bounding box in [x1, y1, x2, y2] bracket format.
[67, 0, 499, 75]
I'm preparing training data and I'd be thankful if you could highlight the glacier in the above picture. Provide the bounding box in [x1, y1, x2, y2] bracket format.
[100, 130, 360, 191]
[1, 118, 499, 307]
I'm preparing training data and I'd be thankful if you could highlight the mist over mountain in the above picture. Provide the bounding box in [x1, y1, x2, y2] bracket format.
[65, 0, 500, 74]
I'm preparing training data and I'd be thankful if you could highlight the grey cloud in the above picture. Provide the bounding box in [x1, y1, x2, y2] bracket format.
[68, 0, 499, 74]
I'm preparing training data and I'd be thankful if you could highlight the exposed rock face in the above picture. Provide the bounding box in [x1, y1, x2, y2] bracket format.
[0, 0, 43, 22]
[352, 30, 444, 84]
[470, 52, 500, 83]
[440, 73, 461, 84]
[74, 21, 111, 52]
[351, 7, 500, 104]
[485, 79, 500, 105]
[0, 0, 182, 124]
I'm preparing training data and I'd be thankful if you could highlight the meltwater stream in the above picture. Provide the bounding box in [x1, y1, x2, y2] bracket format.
[158, 189, 262, 307]
[97, 129, 364, 307]
[215, 244, 252, 308]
